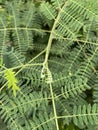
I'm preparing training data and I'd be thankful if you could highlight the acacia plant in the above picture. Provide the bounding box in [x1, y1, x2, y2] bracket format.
[0, 0, 98, 130]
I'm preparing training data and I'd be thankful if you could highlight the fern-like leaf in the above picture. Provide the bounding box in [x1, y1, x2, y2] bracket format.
[72, 104, 98, 128]
[4, 69, 20, 96]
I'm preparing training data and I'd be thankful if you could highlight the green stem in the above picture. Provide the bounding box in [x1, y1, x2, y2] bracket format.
[44, 2, 66, 64]
[49, 83, 59, 130]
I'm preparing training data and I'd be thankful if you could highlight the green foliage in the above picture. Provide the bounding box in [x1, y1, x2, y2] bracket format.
[0, 0, 98, 130]
[4, 69, 20, 97]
